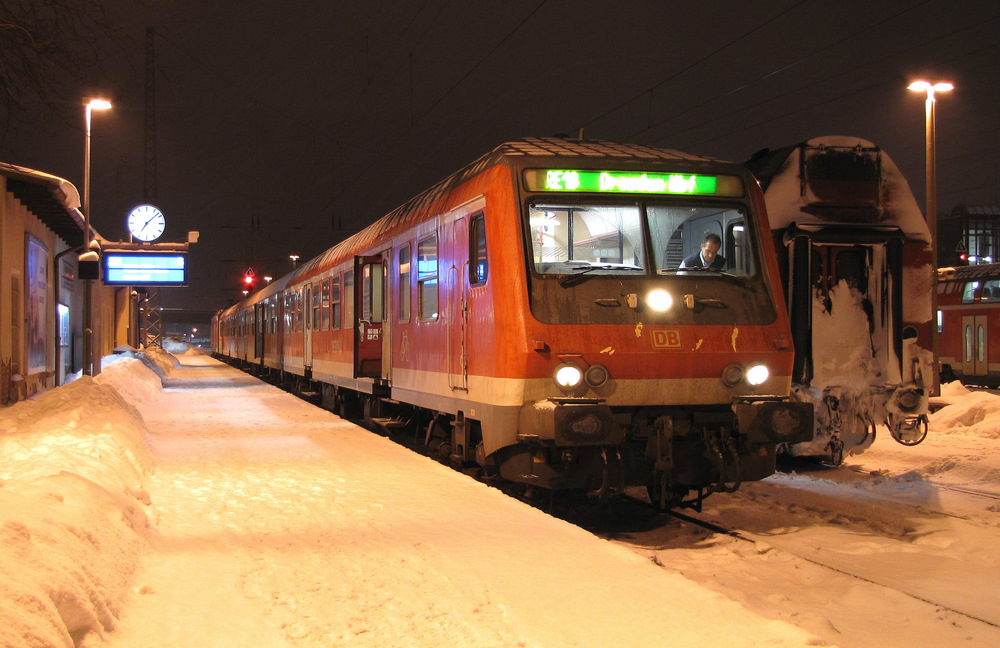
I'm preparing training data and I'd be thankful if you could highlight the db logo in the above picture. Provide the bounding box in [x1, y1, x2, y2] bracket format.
[651, 329, 681, 349]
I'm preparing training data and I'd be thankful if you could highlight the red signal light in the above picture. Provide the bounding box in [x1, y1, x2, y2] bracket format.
[243, 268, 256, 287]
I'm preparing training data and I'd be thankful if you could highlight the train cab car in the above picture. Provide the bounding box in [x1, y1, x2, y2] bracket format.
[746, 136, 935, 462]
[937, 263, 1000, 387]
[215, 137, 814, 508]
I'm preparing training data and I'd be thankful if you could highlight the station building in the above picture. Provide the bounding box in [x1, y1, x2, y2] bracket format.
[0, 163, 131, 404]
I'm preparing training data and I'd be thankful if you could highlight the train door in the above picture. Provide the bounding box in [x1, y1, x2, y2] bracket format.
[792, 238, 901, 386]
[354, 254, 385, 379]
[303, 285, 313, 368]
[443, 198, 485, 391]
[254, 302, 265, 359]
[962, 315, 988, 377]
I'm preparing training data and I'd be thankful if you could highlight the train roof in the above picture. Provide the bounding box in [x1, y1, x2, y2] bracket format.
[938, 262, 1000, 283]
[289, 137, 733, 283]
[744, 135, 930, 242]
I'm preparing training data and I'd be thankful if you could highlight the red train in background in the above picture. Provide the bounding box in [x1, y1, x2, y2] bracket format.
[213, 137, 814, 509]
[746, 136, 935, 462]
[937, 262, 1000, 387]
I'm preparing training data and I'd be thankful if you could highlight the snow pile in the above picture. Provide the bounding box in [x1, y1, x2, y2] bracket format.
[930, 388, 1000, 439]
[96, 358, 164, 405]
[0, 362, 164, 647]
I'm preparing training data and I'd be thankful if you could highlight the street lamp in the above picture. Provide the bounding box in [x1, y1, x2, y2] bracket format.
[908, 80, 952, 396]
[82, 98, 112, 376]
[907, 81, 952, 251]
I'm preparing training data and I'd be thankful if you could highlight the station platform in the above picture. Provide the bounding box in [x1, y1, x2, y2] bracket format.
[104, 352, 819, 647]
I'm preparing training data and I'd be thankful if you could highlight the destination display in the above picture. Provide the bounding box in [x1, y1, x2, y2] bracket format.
[103, 252, 187, 286]
[524, 169, 744, 197]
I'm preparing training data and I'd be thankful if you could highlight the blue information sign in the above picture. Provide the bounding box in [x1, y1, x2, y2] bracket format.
[103, 253, 187, 286]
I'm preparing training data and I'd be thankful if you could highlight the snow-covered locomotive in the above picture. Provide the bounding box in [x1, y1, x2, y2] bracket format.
[745, 136, 934, 462]
[213, 137, 813, 508]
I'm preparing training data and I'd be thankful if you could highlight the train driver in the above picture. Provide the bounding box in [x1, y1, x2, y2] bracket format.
[680, 233, 727, 270]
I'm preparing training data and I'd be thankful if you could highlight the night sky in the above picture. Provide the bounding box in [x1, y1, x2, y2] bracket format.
[2, 0, 998, 324]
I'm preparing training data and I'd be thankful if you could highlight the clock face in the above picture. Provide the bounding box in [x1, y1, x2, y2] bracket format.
[127, 204, 166, 242]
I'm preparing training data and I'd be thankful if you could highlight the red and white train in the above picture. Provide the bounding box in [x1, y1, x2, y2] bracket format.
[213, 137, 814, 508]
[746, 136, 935, 461]
[937, 262, 1000, 387]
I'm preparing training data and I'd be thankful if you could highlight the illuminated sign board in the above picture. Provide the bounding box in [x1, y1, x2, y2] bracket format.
[103, 252, 187, 286]
[524, 169, 744, 197]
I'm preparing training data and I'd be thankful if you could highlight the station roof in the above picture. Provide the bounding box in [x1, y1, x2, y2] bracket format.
[0, 162, 88, 249]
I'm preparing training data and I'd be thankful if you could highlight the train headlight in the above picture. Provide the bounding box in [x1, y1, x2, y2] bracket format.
[746, 364, 769, 386]
[584, 363, 610, 388]
[554, 363, 584, 389]
[647, 289, 673, 312]
[722, 363, 745, 387]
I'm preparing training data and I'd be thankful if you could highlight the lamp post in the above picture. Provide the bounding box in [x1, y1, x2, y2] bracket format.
[82, 98, 112, 376]
[908, 80, 952, 395]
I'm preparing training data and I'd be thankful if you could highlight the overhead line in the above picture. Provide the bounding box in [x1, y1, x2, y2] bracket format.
[579, 0, 809, 131]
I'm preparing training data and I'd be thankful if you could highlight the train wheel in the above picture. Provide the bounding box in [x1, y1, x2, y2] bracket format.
[425, 417, 451, 461]
[890, 415, 928, 446]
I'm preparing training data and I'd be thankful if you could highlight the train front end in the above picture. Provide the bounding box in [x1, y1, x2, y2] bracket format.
[489, 141, 813, 508]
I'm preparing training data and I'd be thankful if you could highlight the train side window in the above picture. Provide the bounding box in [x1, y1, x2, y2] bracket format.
[312, 282, 322, 330]
[418, 234, 439, 320]
[295, 290, 303, 332]
[331, 277, 341, 329]
[470, 212, 488, 285]
[982, 280, 1000, 302]
[398, 245, 411, 322]
[345, 271, 355, 329]
[962, 281, 979, 303]
[361, 262, 384, 323]
[321, 279, 330, 330]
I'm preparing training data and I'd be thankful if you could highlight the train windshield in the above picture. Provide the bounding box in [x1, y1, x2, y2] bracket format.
[528, 202, 758, 278]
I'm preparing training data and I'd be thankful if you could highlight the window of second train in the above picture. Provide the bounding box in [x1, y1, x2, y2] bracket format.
[981, 280, 1000, 302]
[418, 234, 439, 320]
[470, 212, 487, 285]
[962, 281, 979, 303]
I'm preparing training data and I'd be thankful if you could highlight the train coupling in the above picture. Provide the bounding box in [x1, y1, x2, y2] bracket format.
[733, 396, 814, 444]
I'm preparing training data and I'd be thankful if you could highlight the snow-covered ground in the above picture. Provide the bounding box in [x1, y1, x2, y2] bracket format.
[1, 350, 998, 647]
[0, 348, 817, 648]
[616, 380, 1000, 648]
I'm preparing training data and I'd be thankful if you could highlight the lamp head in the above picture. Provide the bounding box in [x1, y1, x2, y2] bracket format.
[908, 81, 954, 97]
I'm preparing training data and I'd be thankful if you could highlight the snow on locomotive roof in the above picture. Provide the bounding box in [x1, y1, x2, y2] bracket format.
[292, 137, 730, 281]
[746, 135, 930, 243]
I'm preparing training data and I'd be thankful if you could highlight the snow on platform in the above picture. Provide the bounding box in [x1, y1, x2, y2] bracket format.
[0, 350, 822, 647]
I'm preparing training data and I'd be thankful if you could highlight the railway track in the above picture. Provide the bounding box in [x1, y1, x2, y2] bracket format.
[660, 504, 1000, 631]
